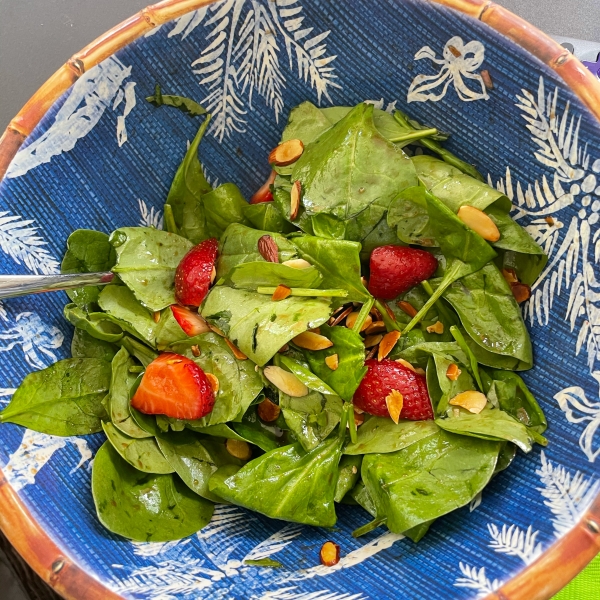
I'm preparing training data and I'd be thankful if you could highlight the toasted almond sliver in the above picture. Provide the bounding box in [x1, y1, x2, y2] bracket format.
[395, 358, 416, 373]
[397, 301, 417, 318]
[364, 334, 383, 348]
[330, 305, 353, 327]
[293, 331, 333, 351]
[354, 411, 365, 427]
[226, 439, 252, 460]
[446, 363, 461, 381]
[257, 398, 281, 422]
[361, 276, 368, 287]
[378, 330, 401, 361]
[206, 373, 220, 394]
[385, 389, 404, 424]
[325, 354, 339, 371]
[153, 311, 161, 323]
[272, 284, 292, 301]
[225, 339, 248, 360]
[269, 138, 304, 166]
[426, 321, 444, 334]
[210, 265, 217, 284]
[263, 366, 308, 397]
[502, 268, 518, 284]
[364, 321, 386, 335]
[209, 324, 225, 337]
[191, 345, 201, 357]
[457, 205, 500, 242]
[290, 180, 301, 220]
[282, 258, 312, 269]
[320, 541, 340, 567]
[346, 312, 373, 332]
[365, 346, 378, 360]
[310, 327, 321, 334]
[449, 390, 488, 414]
[511, 282, 531, 304]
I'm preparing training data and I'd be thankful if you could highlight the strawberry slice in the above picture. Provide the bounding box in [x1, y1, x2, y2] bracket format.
[250, 170, 276, 204]
[368, 245, 438, 300]
[353, 359, 433, 421]
[131, 353, 215, 420]
[175, 238, 219, 307]
[171, 305, 211, 336]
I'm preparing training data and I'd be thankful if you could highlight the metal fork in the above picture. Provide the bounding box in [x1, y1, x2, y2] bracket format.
[0, 272, 115, 300]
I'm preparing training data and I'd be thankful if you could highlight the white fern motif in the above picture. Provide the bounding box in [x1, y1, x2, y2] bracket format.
[487, 524, 543, 565]
[138, 199, 164, 229]
[114, 81, 137, 147]
[258, 588, 365, 600]
[469, 491, 482, 512]
[192, 0, 340, 141]
[243, 523, 303, 562]
[454, 562, 503, 598]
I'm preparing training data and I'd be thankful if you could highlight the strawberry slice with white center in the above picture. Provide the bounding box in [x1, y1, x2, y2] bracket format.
[171, 305, 211, 336]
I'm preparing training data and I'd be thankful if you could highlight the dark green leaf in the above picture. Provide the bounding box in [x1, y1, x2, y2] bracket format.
[334, 454, 362, 502]
[244, 558, 283, 568]
[64, 303, 124, 343]
[119, 336, 158, 368]
[71, 328, 118, 361]
[230, 406, 283, 452]
[202, 183, 252, 239]
[243, 202, 296, 234]
[146, 84, 207, 116]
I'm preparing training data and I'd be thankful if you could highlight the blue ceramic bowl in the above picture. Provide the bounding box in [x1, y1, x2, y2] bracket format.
[0, 1, 599, 598]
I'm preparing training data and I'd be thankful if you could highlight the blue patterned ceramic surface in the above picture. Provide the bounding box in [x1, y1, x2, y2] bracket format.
[0, 1, 599, 598]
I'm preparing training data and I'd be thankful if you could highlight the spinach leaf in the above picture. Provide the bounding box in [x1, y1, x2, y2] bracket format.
[102, 422, 174, 473]
[169, 333, 263, 426]
[64, 303, 124, 343]
[278, 355, 338, 396]
[230, 407, 283, 452]
[280, 101, 333, 146]
[119, 336, 158, 368]
[71, 328, 118, 361]
[110, 227, 193, 311]
[146, 84, 207, 116]
[201, 287, 331, 366]
[362, 431, 499, 533]
[61, 229, 116, 306]
[349, 480, 377, 516]
[435, 407, 534, 453]
[154, 308, 188, 350]
[0, 358, 110, 435]
[291, 235, 370, 303]
[224, 262, 323, 290]
[243, 202, 296, 234]
[157, 431, 242, 501]
[388, 186, 435, 246]
[209, 435, 343, 527]
[334, 454, 362, 502]
[244, 559, 283, 568]
[304, 325, 367, 401]
[92, 441, 213, 541]
[202, 183, 252, 239]
[291, 103, 417, 220]
[344, 417, 439, 455]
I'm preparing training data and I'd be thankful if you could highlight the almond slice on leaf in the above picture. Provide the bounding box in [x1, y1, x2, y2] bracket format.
[205, 373, 220, 394]
[258, 235, 279, 263]
[426, 321, 444, 334]
[385, 390, 404, 424]
[293, 331, 333, 350]
[364, 334, 383, 348]
[257, 398, 281, 422]
[320, 541, 340, 567]
[395, 358, 417, 373]
[378, 330, 401, 361]
[263, 366, 308, 397]
[290, 180, 301, 220]
[397, 301, 417, 318]
[269, 138, 304, 166]
[364, 321, 386, 335]
[449, 390, 487, 414]
[457, 206, 500, 242]
[325, 354, 339, 370]
[282, 258, 312, 269]
[226, 439, 252, 460]
[446, 363, 461, 381]
[346, 312, 372, 332]
[225, 339, 248, 360]
[272, 284, 292, 301]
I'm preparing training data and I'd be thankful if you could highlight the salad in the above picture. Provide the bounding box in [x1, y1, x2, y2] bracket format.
[0, 92, 549, 564]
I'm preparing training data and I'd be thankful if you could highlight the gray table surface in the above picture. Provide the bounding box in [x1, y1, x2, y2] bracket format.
[0, 1, 598, 599]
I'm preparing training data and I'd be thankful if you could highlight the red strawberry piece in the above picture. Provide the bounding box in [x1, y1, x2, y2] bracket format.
[175, 238, 219, 306]
[353, 359, 433, 421]
[250, 170, 276, 204]
[131, 352, 215, 420]
[368, 245, 438, 300]
[171, 305, 211, 336]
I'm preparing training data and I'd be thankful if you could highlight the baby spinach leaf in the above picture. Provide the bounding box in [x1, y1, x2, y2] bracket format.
[291, 235, 370, 303]
[230, 407, 283, 452]
[119, 336, 158, 368]
[435, 407, 534, 453]
[304, 325, 367, 401]
[291, 103, 417, 219]
[388, 186, 435, 246]
[223, 262, 323, 290]
[244, 558, 283, 568]
[281, 101, 333, 146]
[0, 358, 110, 435]
[334, 454, 362, 502]
[208, 435, 343, 527]
[110, 227, 193, 312]
[344, 417, 440, 455]
[64, 303, 124, 343]
[61, 229, 116, 307]
[202, 183, 252, 239]
[71, 328, 118, 361]
[102, 421, 174, 473]
[201, 287, 331, 366]
[169, 333, 263, 426]
[243, 202, 296, 234]
[157, 431, 242, 501]
[349, 480, 377, 516]
[362, 431, 500, 533]
[92, 441, 213, 542]
[154, 308, 188, 350]
[278, 355, 338, 396]
[146, 84, 207, 116]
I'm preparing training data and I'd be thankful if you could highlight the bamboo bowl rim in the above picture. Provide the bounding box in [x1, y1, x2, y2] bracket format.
[0, 1, 599, 599]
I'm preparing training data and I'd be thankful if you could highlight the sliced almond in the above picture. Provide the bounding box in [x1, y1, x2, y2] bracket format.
[258, 235, 279, 263]
[325, 354, 339, 370]
[329, 305, 353, 327]
[502, 268, 518, 284]
[511, 282, 531, 304]
[290, 180, 301, 220]
[210, 265, 217, 284]
[381, 301, 396, 321]
[263, 366, 308, 397]
[225, 339, 248, 360]
[361, 276, 368, 287]
[378, 330, 401, 361]
[354, 411, 365, 427]
[364, 320, 386, 335]
[396, 358, 416, 373]
[257, 398, 281, 422]
[545, 215, 555, 226]
[209, 324, 225, 337]
[226, 439, 252, 460]
[206, 373, 220, 394]
[364, 334, 383, 348]
[446, 363, 461, 381]
[282, 258, 312, 269]
[457, 205, 500, 242]
[153, 311, 161, 323]
[397, 301, 417, 318]
[310, 327, 321, 334]
[292, 331, 333, 350]
[449, 390, 488, 414]
[191, 345, 201, 357]
[370, 306, 382, 320]
[426, 321, 444, 334]
[385, 390, 404, 424]
[346, 312, 372, 332]
[365, 346, 378, 360]
[272, 284, 292, 301]
[319, 541, 340, 567]
[269, 138, 304, 166]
